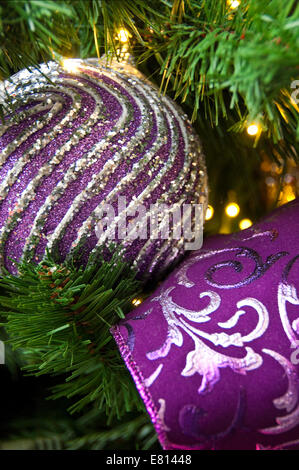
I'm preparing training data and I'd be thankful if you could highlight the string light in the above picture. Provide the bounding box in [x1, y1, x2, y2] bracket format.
[247, 123, 260, 136]
[117, 28, 130, 43]
[239, 218, 252, 230]
[285, 192, 296, 203]
[225, 202, 240, 218]
[278, 185, 296, 205]
[115, 28, 130, 61]
[205, 205, 214, 221]
[132, 298, 142, 306]
[62, 59, 81, 74]
[227, 0, 240, 10]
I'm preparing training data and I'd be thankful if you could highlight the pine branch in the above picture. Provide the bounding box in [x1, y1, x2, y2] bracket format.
[140, 0, 299, 144]
[0, 248, 144, 421]
[0, 411, 157, 450]
[1, 0, 298, 157]
[0, 0, 76, 78]
[67, 414, 156, 450]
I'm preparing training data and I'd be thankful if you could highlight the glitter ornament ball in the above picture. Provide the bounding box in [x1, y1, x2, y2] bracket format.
[0, 58, 207, 276]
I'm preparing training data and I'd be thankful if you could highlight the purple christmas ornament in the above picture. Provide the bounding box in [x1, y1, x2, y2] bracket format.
[0, 59, 207, 276]
[112, 199, 299, 450]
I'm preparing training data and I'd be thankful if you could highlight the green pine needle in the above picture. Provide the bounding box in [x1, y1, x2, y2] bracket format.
[0, 248, 144, 421]
[1, 0, 298, 159]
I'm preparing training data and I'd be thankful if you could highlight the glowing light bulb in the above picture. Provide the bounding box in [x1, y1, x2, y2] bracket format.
[62, 59, 81, 74]
[225, 202, 240, 218]
[205, 205, 214, 221]
[283, 185, 296, 203]
[239, 218, 252, 230]
[247, 123, 260, 136]
[117, 28, 130, 43]
[228, 0, 240, 9]
[132, 298, 142, 306]
[286, 193, 296, 202]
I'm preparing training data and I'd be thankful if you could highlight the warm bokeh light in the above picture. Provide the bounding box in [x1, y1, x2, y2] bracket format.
[239, 218, 253, 230]
[278, 185, 296, 205]
[205, 205, 214, 221]
[286, 193, 296, 202]
[225, 202, 240, 218]
[116, 45, 130, 62]
[117, 28, 130, 43]
[62, 58, 81, 74]
[132, 298, 142, 306]
[247, 123, 260, 136]
[227, 0, 240, 9]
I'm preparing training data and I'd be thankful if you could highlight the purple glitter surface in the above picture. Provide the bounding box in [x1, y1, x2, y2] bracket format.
[2, 87, 98, 269]
[0, 109, 49, 155]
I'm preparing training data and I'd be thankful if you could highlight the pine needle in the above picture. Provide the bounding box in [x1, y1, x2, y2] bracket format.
[0, 248, 143, 420]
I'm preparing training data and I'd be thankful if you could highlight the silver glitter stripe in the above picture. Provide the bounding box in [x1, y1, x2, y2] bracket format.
[140, 202, 190, 275]
[116, 101, 199, 266]
[0, 64, 103, 154]
[92, 111, 179, 247]
[22, 74, 133, 257]
[0, 80, 109, 267]
[45, 64, 201, 270]
[89, 108, 192, 258]
[0, 98, 60, 139]
[133, 94, 205, 267]
[45, 67, 161, 252]
[0, 93, 66, 167]
[0, 74, 70, 151]
[150, 163, 207, 274]
[0, 75, 92, 165]
[24, 66, 145, 254]
[0, 86, 85, 200]
[0, 81, 103, 236]
[67, 68, 175, 251]
[133, 93, 206, 265]
[0, 72, 60, 137]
